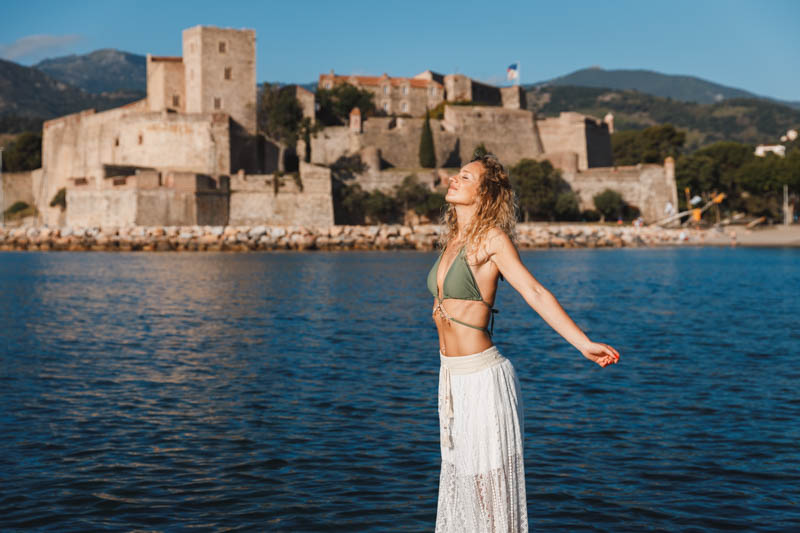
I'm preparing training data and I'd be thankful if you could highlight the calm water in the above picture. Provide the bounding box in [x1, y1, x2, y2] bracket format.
[1, 247, 799, 532]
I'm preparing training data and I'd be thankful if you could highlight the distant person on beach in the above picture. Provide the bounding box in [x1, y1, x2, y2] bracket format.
[427, 153, 620, 532]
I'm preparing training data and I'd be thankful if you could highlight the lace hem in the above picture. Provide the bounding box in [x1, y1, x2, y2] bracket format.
[435, 452, 528, 533]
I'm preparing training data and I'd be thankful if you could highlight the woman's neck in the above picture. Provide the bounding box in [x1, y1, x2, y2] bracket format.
[454, 203, 477, 234]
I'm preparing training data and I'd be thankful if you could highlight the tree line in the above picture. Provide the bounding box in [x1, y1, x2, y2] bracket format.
[612, 123, 800, 220]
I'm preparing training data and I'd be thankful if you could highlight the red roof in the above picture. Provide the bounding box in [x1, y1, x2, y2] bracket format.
[319, 73, 442, 89]
[150, 56, 182, 62]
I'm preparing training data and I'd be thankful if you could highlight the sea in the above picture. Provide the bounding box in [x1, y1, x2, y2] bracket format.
[1, 247, 798, 532]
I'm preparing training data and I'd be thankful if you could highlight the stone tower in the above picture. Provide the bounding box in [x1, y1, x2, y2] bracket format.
[182, 26, 257, 134]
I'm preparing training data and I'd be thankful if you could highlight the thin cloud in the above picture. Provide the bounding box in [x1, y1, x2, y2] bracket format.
[0, 34, 83, 63]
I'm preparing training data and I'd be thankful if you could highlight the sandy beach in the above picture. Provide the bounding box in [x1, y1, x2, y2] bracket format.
[698, 225, 800, 247]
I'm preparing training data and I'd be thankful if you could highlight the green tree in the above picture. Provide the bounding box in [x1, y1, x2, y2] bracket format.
[593, 189, 625, 222]
[2, 132, 42, 171]
[554, 191, 581, 220]
[675, 141, 755, 212]
[611, 124, 685, 165]
[419, 113, 436, 168]
[363, 190, 399, 223]
[395, 174, 445, 219]
[509, 159, 570, 221]
[257, 83, 304, 146]
[316, 83, 375, 126]
[472, 143, 488, 160]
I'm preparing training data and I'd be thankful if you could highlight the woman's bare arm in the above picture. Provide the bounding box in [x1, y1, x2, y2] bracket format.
[486, 229, 619, 367]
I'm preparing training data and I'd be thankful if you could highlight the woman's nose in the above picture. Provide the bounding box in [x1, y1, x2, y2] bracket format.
[449, 175, 457, 184]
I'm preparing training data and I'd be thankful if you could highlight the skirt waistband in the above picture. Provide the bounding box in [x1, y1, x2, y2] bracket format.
[439, 345, 506, 449]
[439, 345, 505, 375]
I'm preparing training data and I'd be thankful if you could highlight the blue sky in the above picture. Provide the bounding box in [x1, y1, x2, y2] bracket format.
[1, 0, 798, 101]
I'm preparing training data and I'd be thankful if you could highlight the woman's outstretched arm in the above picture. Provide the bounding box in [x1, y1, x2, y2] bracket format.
[486, 228, 620, 368]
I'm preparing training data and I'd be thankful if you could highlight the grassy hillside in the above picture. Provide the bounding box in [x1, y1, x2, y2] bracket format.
[0, 58, 144, 131]
[34, 49, 146, 94]
[528, 67, 800, 109]
[527, 85, 800, 151]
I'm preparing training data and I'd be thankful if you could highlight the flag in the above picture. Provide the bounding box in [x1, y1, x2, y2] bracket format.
[506, 63, 519, 81]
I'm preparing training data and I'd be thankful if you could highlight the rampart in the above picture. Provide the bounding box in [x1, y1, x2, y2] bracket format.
[229, 162, 334, 227]
[563, 158, 678, 222]
[2, 171, 36, 212]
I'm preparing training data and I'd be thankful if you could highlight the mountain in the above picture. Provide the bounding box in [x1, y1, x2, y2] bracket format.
[526, 85, 800, 151]
[0, 58, 144, 128]
[34, 49, 146, 94]
[528, 67, 800, 110]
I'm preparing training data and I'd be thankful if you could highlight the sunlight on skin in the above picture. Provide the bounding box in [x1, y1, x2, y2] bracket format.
[434, 160, 620, 367]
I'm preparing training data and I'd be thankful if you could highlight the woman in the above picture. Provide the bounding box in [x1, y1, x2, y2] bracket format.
[428, 154, 620, 532]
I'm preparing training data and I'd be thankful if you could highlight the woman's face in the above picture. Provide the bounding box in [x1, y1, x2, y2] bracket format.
[445, 161, 484, 205]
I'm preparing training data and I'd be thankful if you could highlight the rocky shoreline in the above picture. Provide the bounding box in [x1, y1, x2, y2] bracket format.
[0, 223, 718, 252]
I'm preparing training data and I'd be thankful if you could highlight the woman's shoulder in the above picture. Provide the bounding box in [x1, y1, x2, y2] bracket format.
[484, 227, 513, 249]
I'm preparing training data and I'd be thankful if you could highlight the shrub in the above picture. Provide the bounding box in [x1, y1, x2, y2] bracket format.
[593, 189, 625, 222]
[5, 201, 30, 215]
[50, 187, 66, 209]
[554, 191, 581, 220]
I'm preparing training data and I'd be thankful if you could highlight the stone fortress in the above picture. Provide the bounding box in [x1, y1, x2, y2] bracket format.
[21, 25, 334, 229]
[9, 25, 677, 229]
[311, 70, 677, 223]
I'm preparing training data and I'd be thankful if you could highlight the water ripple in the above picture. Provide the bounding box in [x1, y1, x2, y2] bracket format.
[1, 248, 799, 531]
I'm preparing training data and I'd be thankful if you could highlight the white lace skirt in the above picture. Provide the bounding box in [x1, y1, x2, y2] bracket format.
[436, 345, 527, 533]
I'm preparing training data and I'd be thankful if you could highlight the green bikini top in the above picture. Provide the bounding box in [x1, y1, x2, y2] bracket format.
[427, 244, 499, 337]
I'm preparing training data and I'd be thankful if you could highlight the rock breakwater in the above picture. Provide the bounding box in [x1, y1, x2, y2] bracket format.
[0, 224, 708, 252]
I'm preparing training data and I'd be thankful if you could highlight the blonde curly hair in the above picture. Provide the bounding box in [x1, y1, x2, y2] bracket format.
[436, 153, 519, 260]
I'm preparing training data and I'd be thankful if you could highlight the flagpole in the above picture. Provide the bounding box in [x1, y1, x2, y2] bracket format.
[517, 60, 521, 86]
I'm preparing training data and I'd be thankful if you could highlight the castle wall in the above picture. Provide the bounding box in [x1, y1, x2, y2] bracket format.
[441, 106, 543, 166]
[354, 168, 441, 194]
[40, 106, 230, 225]
[538, 112, 592, 171]
[310, 106, 545, 171]
[146, 56, 185, 112]
[562, 160, 677, 222]
[500, 86, 526, 110]
[2, 171, 35, 212]
[66, 175, 228, 228]
[228, 163, 334, 227]
[183, 26, 257, 134]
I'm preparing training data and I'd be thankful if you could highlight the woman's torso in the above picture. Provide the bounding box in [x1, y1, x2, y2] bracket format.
[429, 240, 500, 356]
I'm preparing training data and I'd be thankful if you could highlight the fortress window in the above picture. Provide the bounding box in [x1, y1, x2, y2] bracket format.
[219, 41, 226, 53]
[429, 87, 436, 97]
[138, 134, 143, 145]
[382, 102, 388, 112]
[214, 97, 222, 110]
[383, 85, 389, 95]
[402, 86, 408, 95]
[401, 102, 408, 112]
[224, 67, 232, 80]
[172, 94, 180, 107]
[114, 137, 119, 147]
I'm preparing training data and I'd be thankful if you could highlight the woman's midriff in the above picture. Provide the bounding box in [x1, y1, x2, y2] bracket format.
[432, 298, 494, 356]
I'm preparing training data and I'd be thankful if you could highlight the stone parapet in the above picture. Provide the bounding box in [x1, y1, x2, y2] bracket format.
[0, 223, 712, 252]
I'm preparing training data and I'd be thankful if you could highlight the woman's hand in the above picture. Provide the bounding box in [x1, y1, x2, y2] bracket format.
[580, 342, 620, 368]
